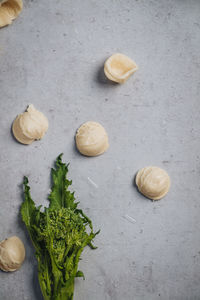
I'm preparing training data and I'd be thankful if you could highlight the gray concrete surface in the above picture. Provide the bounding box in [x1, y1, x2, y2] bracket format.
[0, 0, 200, 299]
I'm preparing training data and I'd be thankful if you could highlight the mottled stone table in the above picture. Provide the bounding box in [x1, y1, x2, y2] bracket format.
[0, 0, 200, 299]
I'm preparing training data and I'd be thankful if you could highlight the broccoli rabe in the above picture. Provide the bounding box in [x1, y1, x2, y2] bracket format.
[21, 154, 99, 300]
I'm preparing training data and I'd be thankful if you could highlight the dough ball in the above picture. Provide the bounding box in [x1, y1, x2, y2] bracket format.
[135, 166, 170, 200]
[76, 121, 109, 156]
[0, 236, 25, 272]
[12, 104, 48, 145]
[0, 0, 23, 28]
[104, 53, 138, 83]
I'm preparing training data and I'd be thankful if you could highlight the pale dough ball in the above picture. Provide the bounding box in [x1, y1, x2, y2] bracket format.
[76, 121, 109, 156]
[12, 104, 48, 145]
[135, 166, 170, 200]
[0, 0, 23, 28]
[104, 53, 138, 83]
[0, 236, 25, 272]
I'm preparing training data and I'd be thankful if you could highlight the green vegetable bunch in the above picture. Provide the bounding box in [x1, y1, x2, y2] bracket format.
[21, 154, 99, 300]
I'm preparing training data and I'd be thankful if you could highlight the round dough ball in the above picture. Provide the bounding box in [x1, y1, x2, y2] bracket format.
[76, 121, 109, 156]
[0, 236, 25, 272]
[12, 104, 48, 145]
[0, 0, 23, 28]
[135, 166, 170, 200]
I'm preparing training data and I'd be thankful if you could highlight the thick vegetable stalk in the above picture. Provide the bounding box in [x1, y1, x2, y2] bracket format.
[21, 154, 99, 300]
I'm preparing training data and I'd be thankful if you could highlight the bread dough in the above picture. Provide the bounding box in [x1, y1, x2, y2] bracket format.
[135, 166, 170, 200]
[0, 236, 25, 272]
[104, 53, 138, 83]
[76, 121, 109, 156]
[12, 104, 48, 145]
[0, 0, 23, 28]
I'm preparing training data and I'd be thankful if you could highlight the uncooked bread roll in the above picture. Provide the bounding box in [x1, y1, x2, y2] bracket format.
[12, 104, 48, 145]
[104, 53, 138, 83]
[0, 236, 25, 272]
[135, 166, 170, 200]
[76, 121, 109, 156]
[0, 0, 23, 28]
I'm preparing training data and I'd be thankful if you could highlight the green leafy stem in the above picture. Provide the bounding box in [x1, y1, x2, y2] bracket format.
[21, 154, 99, 300]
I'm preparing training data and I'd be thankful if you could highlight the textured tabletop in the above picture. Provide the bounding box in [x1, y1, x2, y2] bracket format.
[0, 0, 200, 299]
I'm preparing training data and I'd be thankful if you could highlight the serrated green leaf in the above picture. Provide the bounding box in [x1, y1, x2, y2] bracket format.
[48, 154, 77, 210]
